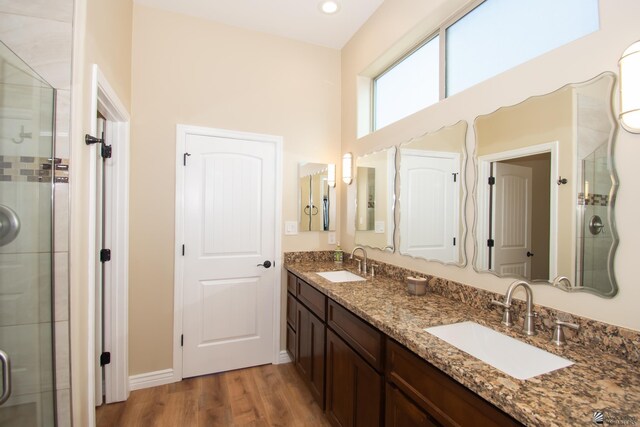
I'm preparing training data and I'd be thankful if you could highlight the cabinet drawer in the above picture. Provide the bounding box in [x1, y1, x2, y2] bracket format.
[327, 299, 384, 372]
[287, 272, 297, 294]
[286, 292, 297, 330]
[386, 340, 522, 427]
[297, 278, 326, 320]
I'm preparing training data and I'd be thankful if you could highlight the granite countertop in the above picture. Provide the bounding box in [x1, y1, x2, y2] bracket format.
[285, 260, 640, 427]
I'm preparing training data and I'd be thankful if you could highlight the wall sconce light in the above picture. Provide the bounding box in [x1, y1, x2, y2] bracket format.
[342, 152, 353, 185]
[619, 40, 640, 133]
[327, 163, 336, 188]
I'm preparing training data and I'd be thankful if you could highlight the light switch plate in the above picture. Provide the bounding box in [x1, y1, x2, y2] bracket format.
[375, 221, 385, 234]
[284, 221, 298, 235]
[328, 232, 336, 244]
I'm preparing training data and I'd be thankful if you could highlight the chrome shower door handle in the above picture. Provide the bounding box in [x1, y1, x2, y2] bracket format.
[0, 349, 11, 405]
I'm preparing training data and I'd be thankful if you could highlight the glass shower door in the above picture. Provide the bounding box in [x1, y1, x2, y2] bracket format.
[0, 41, 56, 426]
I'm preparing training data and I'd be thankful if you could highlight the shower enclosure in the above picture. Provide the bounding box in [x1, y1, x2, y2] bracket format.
[0, 41, 56, 426]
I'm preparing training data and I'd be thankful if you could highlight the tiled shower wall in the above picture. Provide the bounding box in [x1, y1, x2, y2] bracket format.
[0, 0, 73, 425]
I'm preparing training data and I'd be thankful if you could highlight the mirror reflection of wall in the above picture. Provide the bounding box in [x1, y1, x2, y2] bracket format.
[398, 121, 467, 265]
[473, 73, 617, 297]
[354, 148, 396, 250]
[298, 162, 336, 232]
[356, 166, 376, 231]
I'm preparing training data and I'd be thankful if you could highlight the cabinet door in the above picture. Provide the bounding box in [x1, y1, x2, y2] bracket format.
[286, 324, 296, 362]
[287, 292, 297, 329]
[295, 303, 326, 408]
[386, 383, 439, 427]
[325, 329, 382, 427]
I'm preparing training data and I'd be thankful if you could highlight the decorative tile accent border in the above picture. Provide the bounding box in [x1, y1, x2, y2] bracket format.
[284, 251, 640, 365]
[0, 155, 69, 183]
[578, 192, 609, 206]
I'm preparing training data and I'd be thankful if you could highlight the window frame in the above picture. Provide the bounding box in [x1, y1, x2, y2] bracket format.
[371, 31, 441, 131]
[369, 0, 598, 132]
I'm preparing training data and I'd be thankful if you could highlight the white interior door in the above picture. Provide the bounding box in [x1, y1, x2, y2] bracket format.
[181, 133, 276, 379]
[492, 162, 533, 278]
[399, 151, 459, 262]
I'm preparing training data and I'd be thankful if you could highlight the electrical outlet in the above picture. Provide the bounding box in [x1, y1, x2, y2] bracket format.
[328, 232, 336, 244]
[375, 221, 385, 234]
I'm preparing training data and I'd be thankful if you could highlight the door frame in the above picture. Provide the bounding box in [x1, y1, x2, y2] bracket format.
[173, 124, 283, 382]
[87, 64, 130, 415]
[475, 141, 558, 279]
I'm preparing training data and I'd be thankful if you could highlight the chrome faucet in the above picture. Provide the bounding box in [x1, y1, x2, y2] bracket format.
[491, 280, 537, 336]
[350, 246, 367, 274]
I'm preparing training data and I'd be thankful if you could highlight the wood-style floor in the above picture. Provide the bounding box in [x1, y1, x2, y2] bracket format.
[96, 363, 331, 427]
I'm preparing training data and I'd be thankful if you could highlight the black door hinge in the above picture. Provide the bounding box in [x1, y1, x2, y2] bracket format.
[488, 176, 496, 185]
[453, 237, 456, 246]
[181, 334, 184, 347]
[101, 144, 112, 159]
[182, 244, 185, 256]
[100, 352, 111, 366]
[452, 173, 458, 183]
[487, 239, 495, 248]
[100, 249, 111, 262]
[183, 152, 191, 166]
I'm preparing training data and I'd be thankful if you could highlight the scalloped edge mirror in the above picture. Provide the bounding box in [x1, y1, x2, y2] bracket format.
[472, 72, 618, 297]
[398, 121, 468, 266]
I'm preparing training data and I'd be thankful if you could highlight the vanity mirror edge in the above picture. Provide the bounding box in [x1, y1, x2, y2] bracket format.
[470, 72, 619, 298]
[396, 120, 469, 267]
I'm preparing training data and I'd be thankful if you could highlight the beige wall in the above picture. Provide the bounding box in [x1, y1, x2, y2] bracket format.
[129, 5, 341, 374]
[70, 0, 132, 425]
[341, 0, 640, 331]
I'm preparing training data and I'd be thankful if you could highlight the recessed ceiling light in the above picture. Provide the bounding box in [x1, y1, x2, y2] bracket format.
[319, 1, 340, 15]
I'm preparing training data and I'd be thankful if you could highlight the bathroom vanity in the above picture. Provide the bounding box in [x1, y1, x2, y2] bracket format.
[284, 258, 640, 426]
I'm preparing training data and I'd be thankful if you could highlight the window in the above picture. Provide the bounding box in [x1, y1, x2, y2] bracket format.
[369, 0, 599, 132]
[446, 0, 599, 96]
[373, 36, 439, 131]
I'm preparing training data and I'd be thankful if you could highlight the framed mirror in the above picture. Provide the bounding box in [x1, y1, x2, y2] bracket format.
[354, 147, 396, 250]
[398, 121, 467, 265]
[299, 162, 336, 231]
[473, 72, 618, 297]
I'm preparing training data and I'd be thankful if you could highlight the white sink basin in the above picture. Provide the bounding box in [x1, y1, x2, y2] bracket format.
[316, 270, 366, 283]
[424, 321, 573, 380]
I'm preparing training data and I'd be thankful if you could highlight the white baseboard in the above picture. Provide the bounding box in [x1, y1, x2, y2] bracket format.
[278, 350, 292, 364]
[129, 369, 176, 391]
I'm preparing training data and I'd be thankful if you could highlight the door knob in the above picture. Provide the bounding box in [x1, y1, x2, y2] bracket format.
[526, 251, 534, 257]
[257, 260, 272, 268]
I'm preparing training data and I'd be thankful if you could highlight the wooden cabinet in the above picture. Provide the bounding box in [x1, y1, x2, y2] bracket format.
[295, 301, 326, 408]
[386, 383, 439, 427]
[285, 270, 523, 427]
[327, 299, 384, 371]
[386, 339, 522, 427]
[325, 328, 383, 427]
[286, 273, 327, 409]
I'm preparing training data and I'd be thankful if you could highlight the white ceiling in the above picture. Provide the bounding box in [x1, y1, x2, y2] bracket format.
[133, 0, 384, 49]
